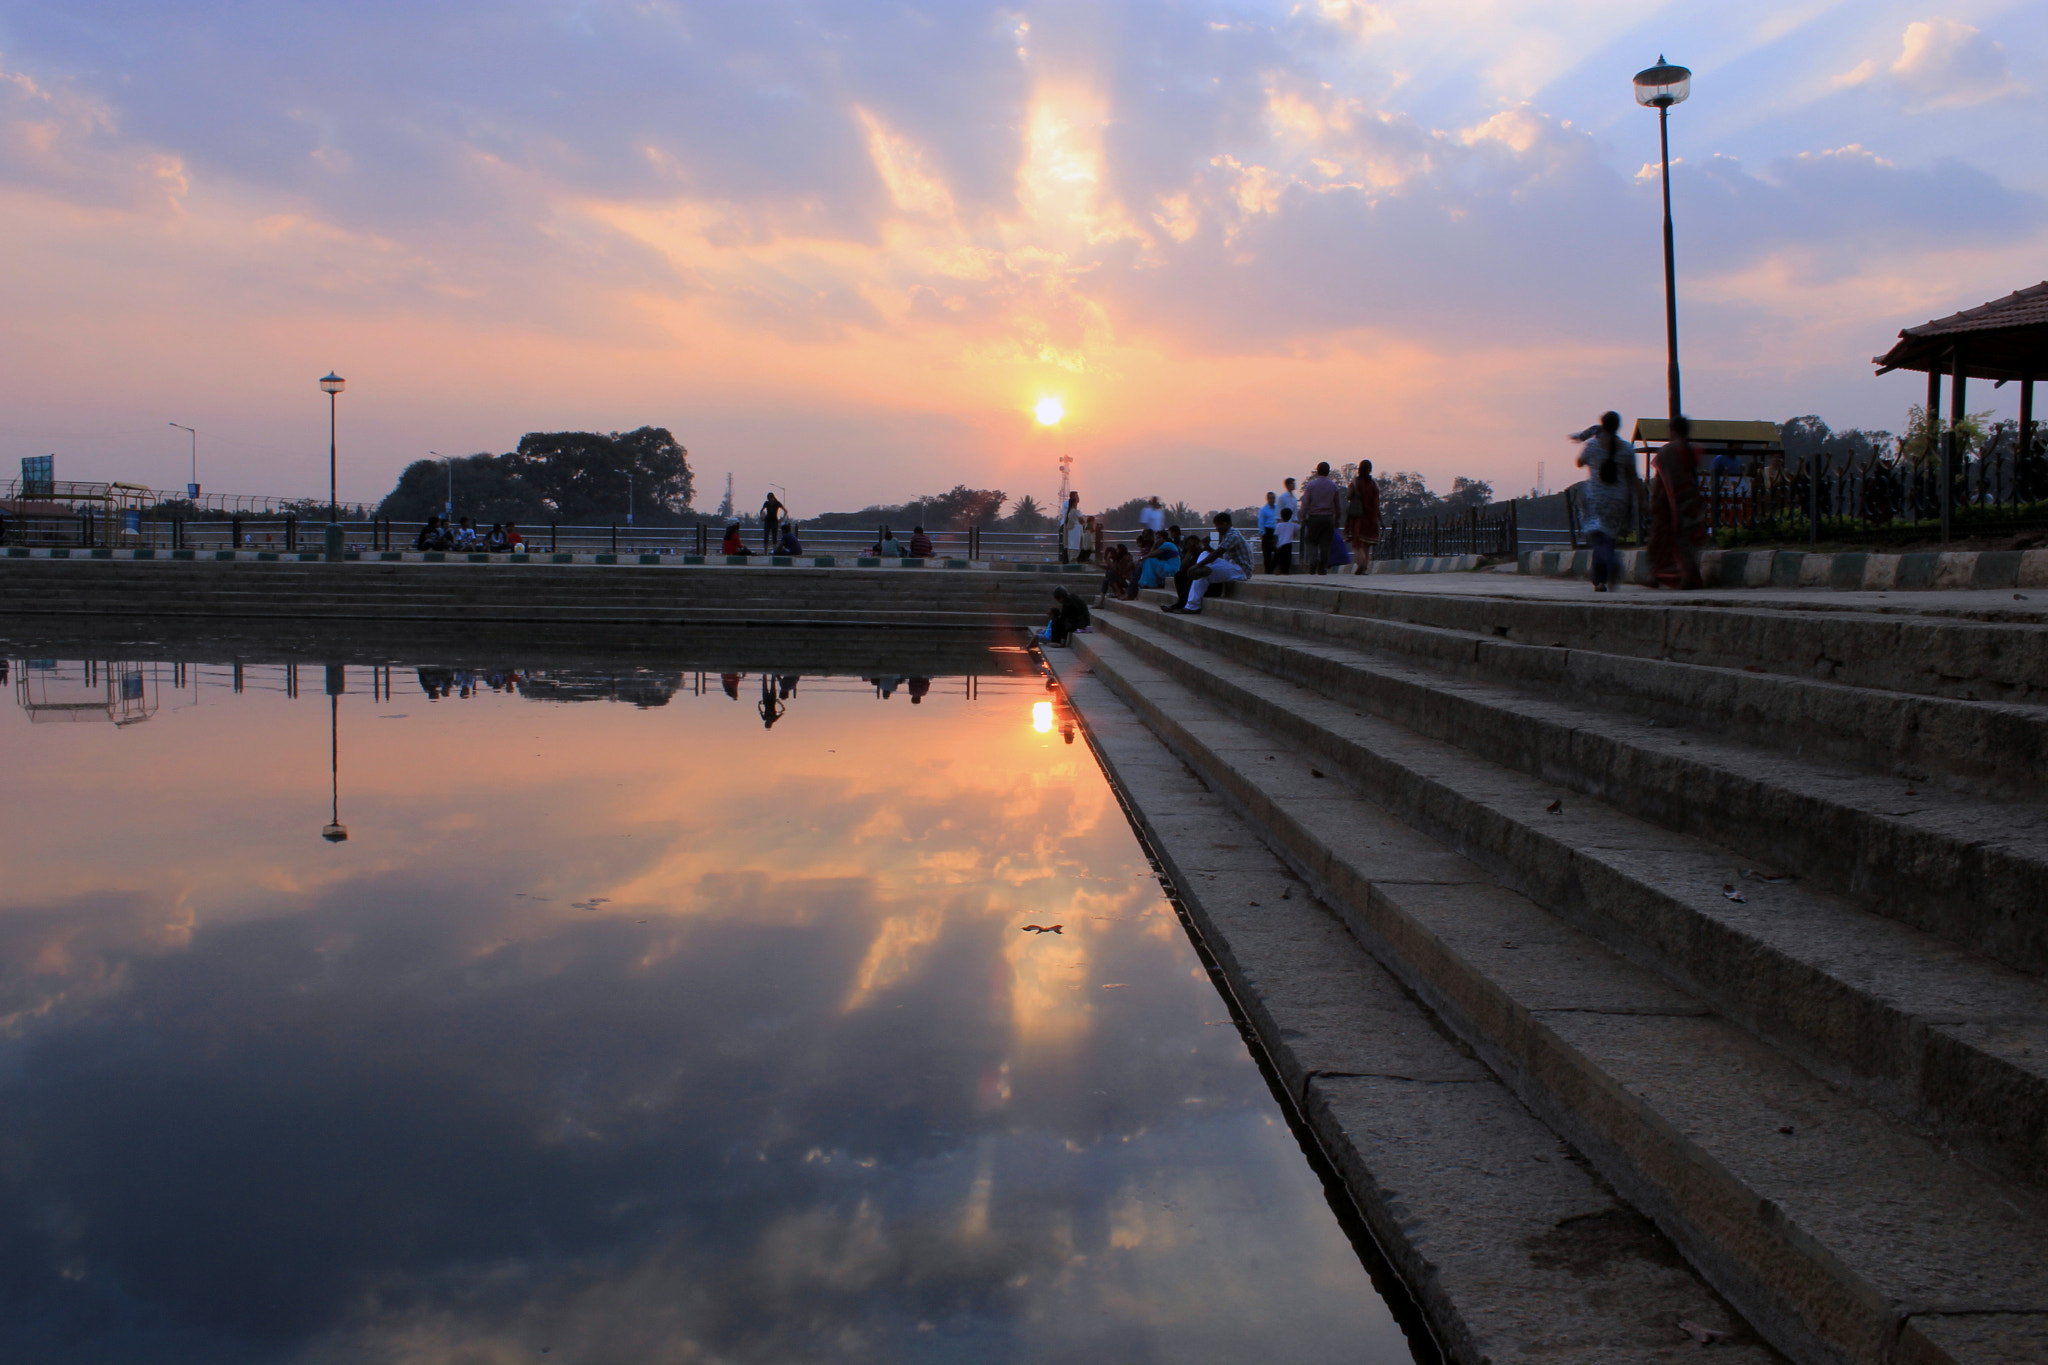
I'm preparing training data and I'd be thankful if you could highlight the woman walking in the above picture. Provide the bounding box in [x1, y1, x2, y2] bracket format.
[1647, 416, 1705, 590]
[1576, 412, 1636, 592]
[1344, 461, 1380, 572]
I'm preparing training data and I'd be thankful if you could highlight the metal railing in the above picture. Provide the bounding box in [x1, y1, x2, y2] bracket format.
[1372, 501, 1519, 560]
[0, 514, 1101, 562]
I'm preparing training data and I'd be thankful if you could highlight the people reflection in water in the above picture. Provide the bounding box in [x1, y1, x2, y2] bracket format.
[907, 676, 930, 705]
[721, 673, 742, 700]
[758, 676, 786, 728]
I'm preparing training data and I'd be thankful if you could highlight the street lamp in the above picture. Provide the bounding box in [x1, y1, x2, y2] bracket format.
[430, 450, 452, 518]
[321, 664, 348, 843]
[169, 422, 198, 499]
[1634, 56, 1690, 425]
[619, 468, 634, 525]
[318, 372, 346, 524]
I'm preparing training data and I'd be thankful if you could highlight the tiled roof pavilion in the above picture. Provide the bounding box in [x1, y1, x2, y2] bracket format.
[1874, 281, 2048, 383]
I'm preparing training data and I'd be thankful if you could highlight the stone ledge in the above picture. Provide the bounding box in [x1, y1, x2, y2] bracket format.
[1046, 660, 1773, 1365]
[1518, 544, 2048, 591]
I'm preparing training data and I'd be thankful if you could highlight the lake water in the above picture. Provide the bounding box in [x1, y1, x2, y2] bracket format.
[0, 638, 1419, 1364]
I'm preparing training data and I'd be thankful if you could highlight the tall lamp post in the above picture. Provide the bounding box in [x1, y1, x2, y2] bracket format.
[1634, 56, 1691, 428]
[169, 422, 198, 499]
[430, 450, 452, 518]
[619, 467, 634, 525]
[319, 372, 346, 524]
[322, 664, 348, 843]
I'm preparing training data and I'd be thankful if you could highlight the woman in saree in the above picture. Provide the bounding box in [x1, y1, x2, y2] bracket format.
[1647, 415, 1706, 589]
[1344, 460, 1381, 571]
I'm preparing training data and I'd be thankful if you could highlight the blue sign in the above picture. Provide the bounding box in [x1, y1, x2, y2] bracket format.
[21, 455, 52, 498]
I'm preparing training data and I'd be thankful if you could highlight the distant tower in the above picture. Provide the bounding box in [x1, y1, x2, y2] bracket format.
[716, 473, 735, 520]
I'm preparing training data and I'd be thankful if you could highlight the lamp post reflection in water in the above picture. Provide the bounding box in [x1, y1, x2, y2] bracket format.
[322, 664, 348, 843]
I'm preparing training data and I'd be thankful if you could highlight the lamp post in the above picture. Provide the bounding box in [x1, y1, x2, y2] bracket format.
[619, 468, 634, 525]
[321, 664, 348, 843]
[1634, 56, 1690, 427]
[169, 422, 198, 499]
[318, 372, 346, 524]
[430, 450, 452, 518]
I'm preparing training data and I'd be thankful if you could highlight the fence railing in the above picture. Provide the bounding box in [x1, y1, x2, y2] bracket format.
[0, 514, 1102, 561]
[1372, 501, 1519, 560]
[0, 479, 365, 517]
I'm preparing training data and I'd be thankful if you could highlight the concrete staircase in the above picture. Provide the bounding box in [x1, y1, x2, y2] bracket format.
[1074, 579, 2048, 1365]
[0, 559, 1062, 630]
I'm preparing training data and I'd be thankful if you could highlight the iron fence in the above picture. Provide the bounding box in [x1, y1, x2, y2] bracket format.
[0, 514, 1095, 562]
[1372, 501, 1519, 560]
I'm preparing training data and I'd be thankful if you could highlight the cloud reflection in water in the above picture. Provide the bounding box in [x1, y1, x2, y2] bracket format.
[0, 657, 1404, 1363]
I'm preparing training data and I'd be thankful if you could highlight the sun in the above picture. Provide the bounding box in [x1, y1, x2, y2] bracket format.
[1034, 397, 1065, 426]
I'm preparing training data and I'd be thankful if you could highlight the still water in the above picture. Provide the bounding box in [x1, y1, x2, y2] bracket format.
[0, 642, 1415, 1364]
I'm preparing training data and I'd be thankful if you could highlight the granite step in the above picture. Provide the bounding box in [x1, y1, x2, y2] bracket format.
[1118, 597, 2048, 976]
[1087, 606, 2048, 1186]
[1069, 625, 2048, 1365]
[1050, 661, 1778, 1364]
[1184, 578, 2048, 704]
[1161, 588, 2048, 799]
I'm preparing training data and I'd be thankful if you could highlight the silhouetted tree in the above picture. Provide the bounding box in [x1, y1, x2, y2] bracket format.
[1097, 497, 1152, 529]
[1375, 471, 1439, 520]
[372, 428, 694, 526]
[1004, 494, 1051, 531]
[1443, 476, 1494, 509]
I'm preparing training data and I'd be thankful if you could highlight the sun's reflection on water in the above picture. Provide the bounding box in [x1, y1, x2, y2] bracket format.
[0, 648, 1410, 1364]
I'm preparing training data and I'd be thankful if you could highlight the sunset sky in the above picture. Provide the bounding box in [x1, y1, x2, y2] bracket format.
[1, 1, 2042, 515]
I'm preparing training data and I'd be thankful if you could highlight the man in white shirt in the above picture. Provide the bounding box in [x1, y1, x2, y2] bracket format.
[1277, 478, 1299, 520]
[1139, 497, 1166, 536]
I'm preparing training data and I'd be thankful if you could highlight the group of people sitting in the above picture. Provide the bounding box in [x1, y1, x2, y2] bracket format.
[1091, 511, 1253, 614]
[415, 516, 525, 553]
[867, 525, 935, 559]
[722, 523, 804, 556]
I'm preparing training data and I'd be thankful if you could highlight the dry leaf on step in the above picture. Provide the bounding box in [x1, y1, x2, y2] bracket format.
[1677, 1318, 1731, 1345]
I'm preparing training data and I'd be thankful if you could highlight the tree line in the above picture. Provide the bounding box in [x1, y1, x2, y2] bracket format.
[374, 428, 693, 526]
[369, 426, 1500, 532]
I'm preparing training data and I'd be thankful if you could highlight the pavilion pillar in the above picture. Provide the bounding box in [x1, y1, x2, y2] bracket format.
[2022, 374, 2036, 467]
[1947, 344, 1971, 540]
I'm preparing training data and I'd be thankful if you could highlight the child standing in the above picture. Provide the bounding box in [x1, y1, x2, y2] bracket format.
[1273, 507, 1297, 575]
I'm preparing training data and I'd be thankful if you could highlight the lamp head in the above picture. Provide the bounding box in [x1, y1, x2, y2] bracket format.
[1633, 56, 1691, 108]
[321, 822, 349, 843]
[319, 372, 347, 395]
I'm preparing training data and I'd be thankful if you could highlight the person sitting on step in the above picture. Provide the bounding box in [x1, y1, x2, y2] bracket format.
[1164, 512, 1252, 614]
[909, 526, 934, 558]
[1135, 527, 1181, 591]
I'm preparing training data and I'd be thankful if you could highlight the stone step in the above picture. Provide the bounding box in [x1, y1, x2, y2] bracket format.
[1068, 625, 2048, 1365]
[1117, 597, 2048, 979]
[1187, 578, 2048, 704]
[1051, 663, 1778, 1363]
[1097, 609, 2048, 1186]
[1089, 608, 2048, 1185]
[1164, 588, 2048, 800]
